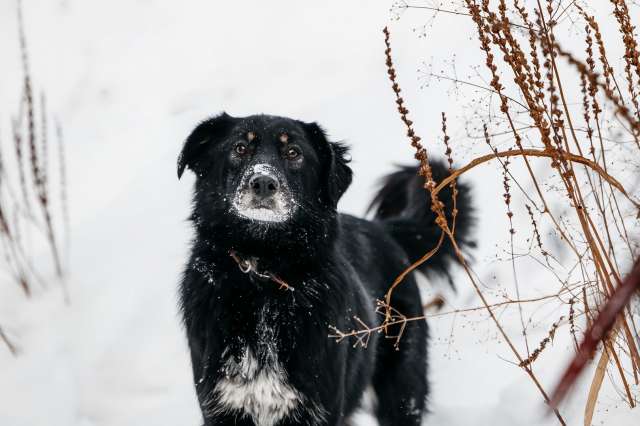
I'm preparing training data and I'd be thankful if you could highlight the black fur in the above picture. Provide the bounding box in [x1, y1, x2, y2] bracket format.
[177, 113, 474, 426]
[367, 163, 475, 284]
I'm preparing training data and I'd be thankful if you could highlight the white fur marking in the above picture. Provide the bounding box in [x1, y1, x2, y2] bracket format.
[214, 347, 300, 426]
[346, 385, 378, 425]
[205, 306, 329, 425]
[211, 306, 304, 426]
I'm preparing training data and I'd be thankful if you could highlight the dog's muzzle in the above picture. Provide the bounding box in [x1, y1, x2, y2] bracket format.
[231, 164, 294, 223]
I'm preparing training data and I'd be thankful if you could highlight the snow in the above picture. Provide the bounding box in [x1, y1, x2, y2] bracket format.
[0, 1, 637, 425]
[232, 163, 293, 223]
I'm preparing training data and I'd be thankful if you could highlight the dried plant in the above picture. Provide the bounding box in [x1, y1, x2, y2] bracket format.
[0, 0, 70, 355]
[332, 1, 640, 424]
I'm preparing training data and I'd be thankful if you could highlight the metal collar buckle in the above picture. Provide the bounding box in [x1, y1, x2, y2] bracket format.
[229, 250, 294, 292]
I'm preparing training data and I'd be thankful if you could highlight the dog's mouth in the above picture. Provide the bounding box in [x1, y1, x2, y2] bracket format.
[251, 197, 277, 209]
[231, 164, 294, 223]
[234, 202, 290, 223]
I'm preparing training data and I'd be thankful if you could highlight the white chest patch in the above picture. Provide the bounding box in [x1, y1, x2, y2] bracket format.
[213, 347, 300, 426]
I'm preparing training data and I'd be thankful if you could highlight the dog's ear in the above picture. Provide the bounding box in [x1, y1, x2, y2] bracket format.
[178, 112, 234, 179]
[303, 122, 353, 207]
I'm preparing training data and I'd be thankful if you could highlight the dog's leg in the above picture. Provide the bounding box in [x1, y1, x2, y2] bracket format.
[187, 338, 214, 415]
[372, 316, 429, 425]
[202, 413, 255, 426]
[278, 410, 344, 426]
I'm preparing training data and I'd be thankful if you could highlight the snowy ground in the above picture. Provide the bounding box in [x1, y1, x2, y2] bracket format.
[0, 1, 638, 425]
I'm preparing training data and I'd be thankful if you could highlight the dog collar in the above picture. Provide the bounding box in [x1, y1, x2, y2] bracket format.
[229, 250, 294, 292]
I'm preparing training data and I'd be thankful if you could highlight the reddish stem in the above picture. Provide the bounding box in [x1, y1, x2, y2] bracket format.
[549, 257, 640, 408]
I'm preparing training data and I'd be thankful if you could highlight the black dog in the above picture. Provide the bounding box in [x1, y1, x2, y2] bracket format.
[177, 113, 473, 426]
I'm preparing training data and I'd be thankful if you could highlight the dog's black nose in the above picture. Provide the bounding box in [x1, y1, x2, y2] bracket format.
[249, 174, 279, 199]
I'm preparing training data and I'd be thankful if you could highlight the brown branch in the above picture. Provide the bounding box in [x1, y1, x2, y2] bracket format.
[431, 148, 637, 208]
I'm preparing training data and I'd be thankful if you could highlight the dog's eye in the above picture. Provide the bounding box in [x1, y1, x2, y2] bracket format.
[235, 142, 248, 156]
[285, 146, 301, 160]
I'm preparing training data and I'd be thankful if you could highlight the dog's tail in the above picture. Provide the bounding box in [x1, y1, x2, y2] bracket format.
[367, 160, 475, 284]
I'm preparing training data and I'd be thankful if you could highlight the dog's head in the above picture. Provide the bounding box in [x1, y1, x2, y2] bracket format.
[178, 113, 352, 248]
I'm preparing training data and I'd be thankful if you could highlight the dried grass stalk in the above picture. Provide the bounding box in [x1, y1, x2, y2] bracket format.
[1, 0, 70, 354]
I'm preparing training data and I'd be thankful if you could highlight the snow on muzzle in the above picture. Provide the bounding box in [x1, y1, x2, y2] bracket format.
[231, 163, 295, 223]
